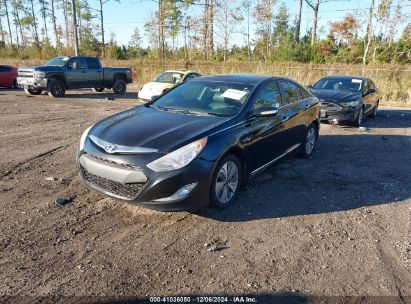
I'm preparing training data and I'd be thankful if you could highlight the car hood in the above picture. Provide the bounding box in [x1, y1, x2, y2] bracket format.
[89, 105, 229, 153]
[18, 65, 64, 72]
[311, 89, 361, 103]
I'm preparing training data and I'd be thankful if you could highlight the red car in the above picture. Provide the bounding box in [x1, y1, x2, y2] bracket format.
[0, 65, 18, 88]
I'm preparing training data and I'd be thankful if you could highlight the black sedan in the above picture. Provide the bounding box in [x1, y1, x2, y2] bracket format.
[308, 76, 379, 127]
[77, 74, 320, 211]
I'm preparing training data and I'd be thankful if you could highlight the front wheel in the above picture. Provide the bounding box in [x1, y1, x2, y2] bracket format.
[299, 123, 318, 159]
[369, 102, 378, 118]
[24, 87, 42, 95]
[210, 154, 242, 208]
[93, 87, 105, 92]
[353, 106, 364, 127]
[47, 79, 66, 97]
[112, 78, 126, 94]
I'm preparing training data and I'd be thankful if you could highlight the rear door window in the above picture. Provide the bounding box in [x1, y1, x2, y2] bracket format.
[278, 81, 302, 104]
[0, 66, 11, 72]
[86, 58, 100, 69]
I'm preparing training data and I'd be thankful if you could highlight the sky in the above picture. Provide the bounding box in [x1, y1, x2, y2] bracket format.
[39, 0, 411, 47]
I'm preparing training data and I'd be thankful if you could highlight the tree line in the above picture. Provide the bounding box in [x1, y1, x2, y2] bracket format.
[0, 0, 410, 64]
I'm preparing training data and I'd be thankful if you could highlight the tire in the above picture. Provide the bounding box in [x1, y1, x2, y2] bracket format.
[24, 87, 42, 95]
[12, 79, 17, 89]
[47, 79, 66, 97]
[369, 101, 378, 118]
[210, 154, 242, 208]
[93, 87, 105, 92]
[353, 106, 364, 127]
[112, 78, 126, 94]
[299, 123, 318, 159]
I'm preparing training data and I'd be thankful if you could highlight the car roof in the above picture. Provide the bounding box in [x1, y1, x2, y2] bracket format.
[191, 74, 287, 85]
[320, 75, 368, 81]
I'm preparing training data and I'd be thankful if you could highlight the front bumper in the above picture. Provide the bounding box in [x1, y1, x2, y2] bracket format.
[320, 106, 360, 123]
[77, 149, 213, 211]
[137, 89, 159, 101]
[16, 77, 48, 89]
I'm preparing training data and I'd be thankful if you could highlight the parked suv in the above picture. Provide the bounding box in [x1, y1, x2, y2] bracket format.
[17, 56, 132, 97]
[77, 74, 320, 211]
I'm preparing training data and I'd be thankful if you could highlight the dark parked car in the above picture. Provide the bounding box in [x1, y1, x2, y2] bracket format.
[308, 76, 379, 127]
[0, 65, 17, 88]
[17, 56, 132, 97]
[77, 74, 320, 211]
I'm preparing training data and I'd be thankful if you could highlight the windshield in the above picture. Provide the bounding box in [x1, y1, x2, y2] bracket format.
[149, 80, 254, 117]
[154, 72, 184, 84]
[45, 57, 70, 67]
[313, 78, 362, 92]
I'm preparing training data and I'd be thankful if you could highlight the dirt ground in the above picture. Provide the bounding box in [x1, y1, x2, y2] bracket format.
[0, 88, 410, 302]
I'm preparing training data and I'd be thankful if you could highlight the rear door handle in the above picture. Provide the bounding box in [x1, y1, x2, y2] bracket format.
[81, 71, 86, 73]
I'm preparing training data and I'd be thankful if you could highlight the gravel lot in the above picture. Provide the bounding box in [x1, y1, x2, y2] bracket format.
[0, 89, 410, 302]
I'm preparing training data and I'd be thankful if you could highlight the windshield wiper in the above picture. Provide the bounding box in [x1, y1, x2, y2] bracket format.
[150, 105, 168, 112]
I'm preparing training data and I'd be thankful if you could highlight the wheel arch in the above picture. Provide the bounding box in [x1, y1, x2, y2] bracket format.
[47, 74, 66, 85]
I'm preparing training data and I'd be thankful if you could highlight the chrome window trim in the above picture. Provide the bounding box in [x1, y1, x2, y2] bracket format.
[89, 135, 158, 154]
[250, 143, 301, 176]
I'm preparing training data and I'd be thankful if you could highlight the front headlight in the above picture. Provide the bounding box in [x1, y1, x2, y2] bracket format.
[35, 71, 46, 78]
[147, 137, 208, 172]
[340, 100, 360, 107]
[79, 125, 93, 151]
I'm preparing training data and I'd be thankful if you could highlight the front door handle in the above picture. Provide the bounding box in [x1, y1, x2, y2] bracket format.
[81, 71, 86, 73]
[282, 115, 289, 122]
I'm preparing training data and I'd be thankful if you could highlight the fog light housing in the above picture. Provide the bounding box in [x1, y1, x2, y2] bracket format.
[153, 182, 197, 203]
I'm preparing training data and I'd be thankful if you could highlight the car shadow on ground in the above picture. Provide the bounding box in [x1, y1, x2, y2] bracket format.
[196, 132, 411, 222]
[62, 90, 139, 100]
[0, 87, 139, 100]
[322, 108, 411, 129]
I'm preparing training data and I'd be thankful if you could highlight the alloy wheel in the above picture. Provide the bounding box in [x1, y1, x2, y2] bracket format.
[215, 161, 239, 204]
[305, 127, 316, 155]
[358, 108, 363, 125]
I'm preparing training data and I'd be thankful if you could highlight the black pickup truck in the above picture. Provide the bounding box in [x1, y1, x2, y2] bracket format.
[17, 56, 132, 97]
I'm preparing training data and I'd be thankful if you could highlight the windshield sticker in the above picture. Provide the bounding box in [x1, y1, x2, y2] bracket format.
[222, 89, 248, 100]
[352, 79, 362, 83]
[172, 74, 182, 78]
[62, 57, 70, 61]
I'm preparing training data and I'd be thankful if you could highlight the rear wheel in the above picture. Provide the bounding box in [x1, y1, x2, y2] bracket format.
[11, 79, 17, 89]
[353, 106, 364, 127]
[47, 79, 66, 97]
[210, 154, 242, 208]
[299, 123, 318, 159]
[24, 87, 42, 95]
[112, 78, 126, 94]
[93, 87, 105, 92]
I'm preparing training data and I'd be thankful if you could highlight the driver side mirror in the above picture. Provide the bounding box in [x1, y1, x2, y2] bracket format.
[69, 62, 77, 70]
[306, 84, 313, 90]
[368, 88, 376, 94]
[252, 106, 278, 117]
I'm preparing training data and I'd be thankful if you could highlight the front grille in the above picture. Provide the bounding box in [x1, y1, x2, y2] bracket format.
[84, 153, 138, 170]
[80, 165, 145, 199]
[319, 102, 342, 111]
[18, 71, 34, 78]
